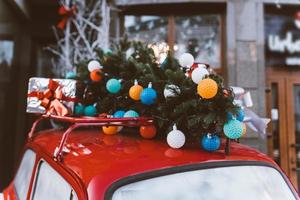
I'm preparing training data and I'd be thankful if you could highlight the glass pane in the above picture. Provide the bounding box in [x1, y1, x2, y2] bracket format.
[32, 161, 73, 200]
[112, 166, 296, 200]
[0, 40, 14, 82]
[271, 83, 280, 164]
[124, 16, 168, 63]
[14, 150, 36, 200]
[293, 85, 300, 190]
[174, 15, 221, 68]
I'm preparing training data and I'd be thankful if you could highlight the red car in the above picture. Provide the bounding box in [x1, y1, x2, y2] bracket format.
[1, 119, 299, 200]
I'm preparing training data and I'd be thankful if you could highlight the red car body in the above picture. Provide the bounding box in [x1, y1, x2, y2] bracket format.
[2, 128, 299, 200]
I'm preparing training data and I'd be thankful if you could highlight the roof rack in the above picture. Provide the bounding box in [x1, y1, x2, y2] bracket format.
[28, 114, 154, 162]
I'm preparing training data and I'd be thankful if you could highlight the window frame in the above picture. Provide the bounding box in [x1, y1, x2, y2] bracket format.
[119, 3, 226, 75]
[104, 160, 299, 200]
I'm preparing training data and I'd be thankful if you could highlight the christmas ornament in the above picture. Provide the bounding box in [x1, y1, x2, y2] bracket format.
[65, 71, 77, 79]
[201, 134, 221, 152]
[178, 53, 194, 68]
[140, 82, 157, 105]
[167, 125, 186, 149]
[197, 78, 218, 99]
[140, 125, 157, 139]
[124, 110, 139, 118]
[113, 110, 125, 118]
[223, 119, 243, 139]
[88, 60, 102, 72]
[102, 126, 118, 135]
[74, 104, 85, 115]
[242, 123, 247, 136]
[106, 79, 121, 94]
[163, 84, 180, 98]
[227, 108, 245, 122]
[90, 69, 102, 82]
[84, 105, 98, 116]
[191, 66, 209, 84]
[129, 80, 143, 101]
[104, 49, 113, 56]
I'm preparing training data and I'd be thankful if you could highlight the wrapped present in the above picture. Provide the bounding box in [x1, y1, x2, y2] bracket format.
[27, 77, 80, 116]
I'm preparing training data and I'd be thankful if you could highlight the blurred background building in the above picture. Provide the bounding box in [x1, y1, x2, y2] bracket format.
[0, 0, 300, 191]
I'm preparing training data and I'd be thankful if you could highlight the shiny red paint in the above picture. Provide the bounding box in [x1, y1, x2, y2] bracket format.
[3, 128, 299, 200]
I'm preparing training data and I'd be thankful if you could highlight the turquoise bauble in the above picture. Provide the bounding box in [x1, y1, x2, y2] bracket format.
[84, 105, 98, 117]
[106, 79, 121, 94]
[74, 104, 85, 115]
[114, 110, 125, 118]
[140, 88, 157, 105]
[65, 71, 77, 79]
[223, 119, 243, 139]
[201, 134, 221, 152]
[124, 110, 139, 118]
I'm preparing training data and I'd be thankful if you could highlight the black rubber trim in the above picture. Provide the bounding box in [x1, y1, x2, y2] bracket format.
[104, 160, 299, 200]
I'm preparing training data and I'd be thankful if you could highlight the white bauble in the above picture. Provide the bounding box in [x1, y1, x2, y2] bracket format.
[164, 84, 180, 98]
[178, 53, 194, 68]
[167, 127, 186, 149]
[88, 60, 102, 72]
[191, 67, 209, 84]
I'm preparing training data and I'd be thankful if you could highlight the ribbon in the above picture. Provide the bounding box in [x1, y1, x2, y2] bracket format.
[28, 79, 77, 116]
[57, 6, 76, 30]
[230, 86, 270, 138]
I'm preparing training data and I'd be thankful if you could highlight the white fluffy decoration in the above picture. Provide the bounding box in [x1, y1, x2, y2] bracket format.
[178, 53, 194, 68]
[167, 125, 186, 149]
[164, 84, 181, 98]
[191, 67, 209, 84]
[88, 60, 102, 72]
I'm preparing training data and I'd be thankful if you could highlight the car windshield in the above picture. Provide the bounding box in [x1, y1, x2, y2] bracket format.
[112, 165, 297, 200]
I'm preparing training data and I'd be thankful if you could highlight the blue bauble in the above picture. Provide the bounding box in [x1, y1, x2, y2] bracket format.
[236, 109, 245, 122]
[84, 105, 98, 117]
[223, 119, 243, 139]
[65, 71, 77, 79]
[124, 110, 139, 118]
[114, 110, 125, 118]
[75, 104, 85, 115]
[106, 79, 121, 94]
[227, 112, 234, 120]
[140, 88, 157, 105]
[201, 134, 221, 152]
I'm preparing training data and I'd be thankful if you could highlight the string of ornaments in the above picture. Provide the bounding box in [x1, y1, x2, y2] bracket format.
[69, 42, 247, 152]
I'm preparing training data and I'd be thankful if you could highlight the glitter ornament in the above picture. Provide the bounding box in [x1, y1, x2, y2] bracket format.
[88, 60, 102, 72]
[113, 110, 125, 118]
[140, 82, 157, 105]
[167, 125, 186, 149]
[74, 104, 85, 115]
[201, 134, 221, 152]
[140, 125, 157, 139]
[197, 78, 218, 99]
[84, 105, 98, 116]
[223, 119, 243, 139]
[179, 53, 194, 68]
[129, 80, 143, 101]
[163, 84, 180, 98]
[191, 66, 209, 84]
[106, 79, 121, 94]
[242, 123, 247, 136]
[124, 110, 139, 118]
[90, 69, 102, 82]
[102, 126, 118, 135]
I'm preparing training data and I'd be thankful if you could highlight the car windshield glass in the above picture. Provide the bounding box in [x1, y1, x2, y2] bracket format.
[112, 165, 297, 200]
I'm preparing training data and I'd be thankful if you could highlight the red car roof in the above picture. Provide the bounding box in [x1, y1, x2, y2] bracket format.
[29, 128, 277, 200]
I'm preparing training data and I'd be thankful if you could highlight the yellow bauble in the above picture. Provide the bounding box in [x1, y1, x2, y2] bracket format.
[129, 84, 143, 100]
[242, 123, 247, 136]
[197, 78, 218, 99]
[102, 126, 118, 135]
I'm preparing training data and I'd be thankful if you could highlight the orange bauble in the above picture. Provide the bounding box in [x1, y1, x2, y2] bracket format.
[102, 126, 118, 135]
[129, 84, 143, 100]
[242, 123, 247, 136]
[90, 69, 102, 82]
[197, 78, 218, 99]
[139, 125, 157, 139]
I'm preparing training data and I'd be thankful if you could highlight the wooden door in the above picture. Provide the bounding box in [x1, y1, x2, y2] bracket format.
[267, 68, 300, 190]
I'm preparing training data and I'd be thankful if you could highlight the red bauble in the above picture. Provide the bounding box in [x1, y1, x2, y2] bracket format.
[139, 125, 157, 139]
[90, 69, 102, 82]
